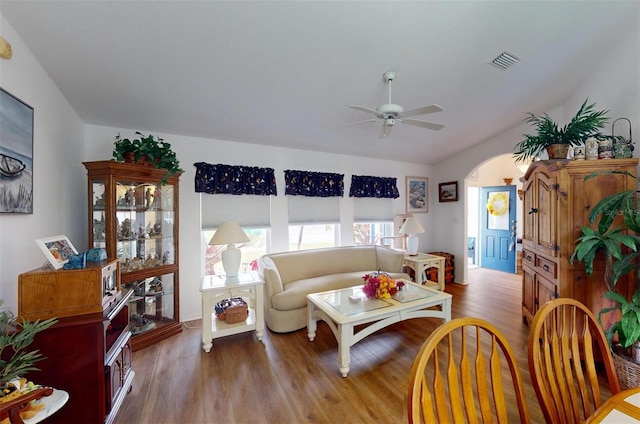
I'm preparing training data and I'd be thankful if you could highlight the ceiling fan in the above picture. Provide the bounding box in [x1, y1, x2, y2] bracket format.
[342, 71, 444, 138]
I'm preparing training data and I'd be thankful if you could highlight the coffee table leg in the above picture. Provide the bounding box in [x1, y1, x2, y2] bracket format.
[443, 297, 452, 321]
[338, 323, 351, 377]
[307, 301, 317, 342]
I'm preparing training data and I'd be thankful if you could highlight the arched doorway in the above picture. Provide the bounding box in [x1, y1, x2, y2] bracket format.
[465, 154, 529, 279]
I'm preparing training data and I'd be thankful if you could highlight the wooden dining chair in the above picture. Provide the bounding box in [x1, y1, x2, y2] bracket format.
[528, 297, 621, 423]
[408, 317, 530, 423]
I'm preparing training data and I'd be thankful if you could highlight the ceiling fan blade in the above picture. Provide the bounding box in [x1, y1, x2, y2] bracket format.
[402, 104, 444, 117]
[379, 123, 392, 139]
[348, 105, 384, 119]
[403, 118, 445, 131]
[337, 118, 377, 128]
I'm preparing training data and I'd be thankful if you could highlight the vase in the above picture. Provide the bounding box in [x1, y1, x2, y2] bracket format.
[573, 145, 586, 160]
[123, 152, 136, 163]
[585, 137, 599, 160]
[599, 138, 614, 159]
[546, 144, 570, 159]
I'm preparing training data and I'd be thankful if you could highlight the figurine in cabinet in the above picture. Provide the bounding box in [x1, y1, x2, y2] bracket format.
[145, 187, 153, 209]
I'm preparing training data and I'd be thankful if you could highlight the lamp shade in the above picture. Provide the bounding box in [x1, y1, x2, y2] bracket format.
[399, 217, 425, 235]
[208, 221, 250, 246]
[209, 221, 250, 277]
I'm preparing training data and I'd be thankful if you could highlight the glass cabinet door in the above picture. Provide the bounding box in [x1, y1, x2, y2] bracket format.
[125, 272, 175, 335]
[90, 179, 107, 248]
[111, 180, 175, 273]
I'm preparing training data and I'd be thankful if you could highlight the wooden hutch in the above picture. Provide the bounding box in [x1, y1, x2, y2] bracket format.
[521, 158, 638, 328]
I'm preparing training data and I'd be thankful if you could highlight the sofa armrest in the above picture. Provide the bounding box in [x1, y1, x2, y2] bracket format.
[375, 246, 404, 272]
[259, 256, 284, 306]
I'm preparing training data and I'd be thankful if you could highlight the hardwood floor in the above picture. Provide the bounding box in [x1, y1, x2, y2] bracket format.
[114, 268, 545, 423]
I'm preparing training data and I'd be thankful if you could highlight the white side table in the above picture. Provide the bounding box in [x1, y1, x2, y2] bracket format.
[403, 252, 446, 290]
[200, 271, 264, 352]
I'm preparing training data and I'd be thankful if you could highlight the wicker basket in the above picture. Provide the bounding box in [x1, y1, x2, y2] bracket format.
[215, 297, 248, 324]
[612, 350, 640, 390]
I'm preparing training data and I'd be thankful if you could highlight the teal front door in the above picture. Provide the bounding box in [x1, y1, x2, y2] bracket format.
[481, 185, 517, 273]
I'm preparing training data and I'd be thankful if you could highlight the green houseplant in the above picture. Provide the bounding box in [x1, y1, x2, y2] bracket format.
[513, 99, 610, 163]
[113, 132, 183, 184]
[0, 299, 57, 389]
[570, 170, 640, 372]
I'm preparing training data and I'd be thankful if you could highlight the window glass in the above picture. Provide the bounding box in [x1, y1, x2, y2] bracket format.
[288, 224, 337, 251]
[353, 222, 394, 245]
[203, 228, 268, 275]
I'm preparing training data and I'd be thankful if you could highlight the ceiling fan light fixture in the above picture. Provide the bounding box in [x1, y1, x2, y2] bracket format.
[490, 51, 520, 70]
[341, 71, 444, 136]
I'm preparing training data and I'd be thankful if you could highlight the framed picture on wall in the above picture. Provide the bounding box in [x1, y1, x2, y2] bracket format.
[35, 235, 78, 269]
[0, 88, 34, 214]
[406, 176, 428, 213]
[439, 181, 458, 202]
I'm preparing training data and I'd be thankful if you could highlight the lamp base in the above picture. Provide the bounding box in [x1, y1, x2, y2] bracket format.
[221, 244, 242, 277]
[406, 234, 419, 256]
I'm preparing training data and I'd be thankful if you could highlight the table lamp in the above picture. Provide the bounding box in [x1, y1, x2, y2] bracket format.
[208, 221, 250, 277]
[400, 217, 424, 256]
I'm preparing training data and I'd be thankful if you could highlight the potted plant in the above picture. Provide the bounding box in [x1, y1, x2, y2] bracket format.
[0, 299, 57, 392]
[513, 99, 610, 162]
[112, 132, 183, 184]
[571, 170, 640, 386]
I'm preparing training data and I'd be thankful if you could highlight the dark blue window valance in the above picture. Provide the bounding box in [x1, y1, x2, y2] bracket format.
[194, 162, 277, 195]
[349, 175, 399, 198]
[284, 170, 344, 197]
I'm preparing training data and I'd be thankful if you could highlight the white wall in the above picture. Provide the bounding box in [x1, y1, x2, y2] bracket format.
[433, 22, 640, 284]
[1, 9, 637, 322]
[84, 125, 436, 321]
[0, 16, 85, 312]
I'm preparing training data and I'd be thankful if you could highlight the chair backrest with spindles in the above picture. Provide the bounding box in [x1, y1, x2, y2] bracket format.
[408, 317, 530, 423]
[528, 297, 621, 423]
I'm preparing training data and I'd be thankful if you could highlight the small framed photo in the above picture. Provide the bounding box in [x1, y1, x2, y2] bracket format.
[439, 181, 458, 202]
[406, 176, 428, 213]
[35, 235, 78, 269]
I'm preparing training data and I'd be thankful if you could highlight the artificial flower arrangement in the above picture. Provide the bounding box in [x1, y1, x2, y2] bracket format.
[362, 272, 405, 299]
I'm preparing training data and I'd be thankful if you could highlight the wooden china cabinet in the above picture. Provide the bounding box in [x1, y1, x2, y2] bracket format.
[521, 158, 638, 328]
[83, 160, 182, 351]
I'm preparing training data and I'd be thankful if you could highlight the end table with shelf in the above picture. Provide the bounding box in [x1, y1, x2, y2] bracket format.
[200, 271, 264, 352]
[403, 252, 446, 290]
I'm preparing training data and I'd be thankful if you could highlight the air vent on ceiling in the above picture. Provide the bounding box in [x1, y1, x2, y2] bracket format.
[490, 51, 519, 70]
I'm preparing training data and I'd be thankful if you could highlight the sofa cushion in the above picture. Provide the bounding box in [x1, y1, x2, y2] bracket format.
[271, 271, 410, 311]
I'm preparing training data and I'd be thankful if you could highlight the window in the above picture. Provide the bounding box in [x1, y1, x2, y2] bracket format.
[203, 228, 269, 276]
[353, 222, 394, 246]
[288, 224, 338, 251]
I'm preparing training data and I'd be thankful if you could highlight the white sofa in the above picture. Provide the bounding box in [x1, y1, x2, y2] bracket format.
[258, 245, 411, 333]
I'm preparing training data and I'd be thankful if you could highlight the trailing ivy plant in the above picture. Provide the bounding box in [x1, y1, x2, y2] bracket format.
[113, 132, 183, 184]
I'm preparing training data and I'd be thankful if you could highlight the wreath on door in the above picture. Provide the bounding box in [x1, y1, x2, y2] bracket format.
[486, 192, 509, 216]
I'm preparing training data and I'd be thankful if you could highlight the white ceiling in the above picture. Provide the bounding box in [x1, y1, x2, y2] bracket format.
[1, 1, 638, 164]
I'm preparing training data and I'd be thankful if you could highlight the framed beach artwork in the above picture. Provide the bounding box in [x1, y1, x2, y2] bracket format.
[439, 181, 458, 202]
[0, 88, 33, 213]
[406, 176, 428, 213]
[35, 235, 78, 269]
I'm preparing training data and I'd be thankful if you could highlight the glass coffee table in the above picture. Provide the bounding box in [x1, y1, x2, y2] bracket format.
[307, 280, 452, 377]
